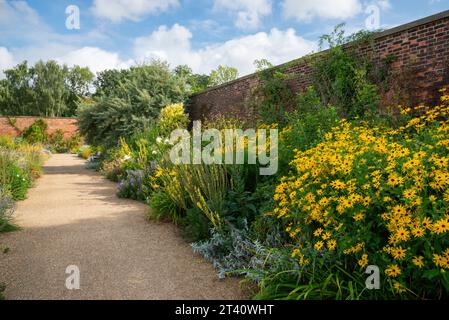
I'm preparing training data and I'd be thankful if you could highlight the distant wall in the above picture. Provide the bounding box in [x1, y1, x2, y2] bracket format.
[0, 117, 78, 138]
[188, 10, 449, 121]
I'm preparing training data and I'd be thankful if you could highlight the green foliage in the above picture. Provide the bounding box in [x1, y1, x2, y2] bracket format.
[174, 65, 211, 94]
[180, 207, 211, 242]
[48, 130, 67, 153]
[0, 140, 44, 202]
[21, 119, 48, 144]
[254, 59, 274, 72]
[0, 60, 93, 117]
[78, 62, 188, 147]
[254, 63, 295, 125]
[279, 101, 340, 175]
[48, 130, 82, 154]
[312, 24, 380, 118]
[149, 191, 182, 224]
[209, 65, 239, 86]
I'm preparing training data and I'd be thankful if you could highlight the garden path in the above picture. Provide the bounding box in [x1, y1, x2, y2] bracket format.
[0, 154, 244, 299]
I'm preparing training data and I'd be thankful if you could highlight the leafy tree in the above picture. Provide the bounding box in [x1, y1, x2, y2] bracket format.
[78, 61, 188, 147]
[254, 59, 273, 72]
[174, 64, 211, 93]
[0, 60, 93, 117]
[209, 65, 239, 86]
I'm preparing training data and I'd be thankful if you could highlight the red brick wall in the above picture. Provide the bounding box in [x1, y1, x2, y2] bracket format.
[188, 10, 449, 121]
[0, 117, 78, 138]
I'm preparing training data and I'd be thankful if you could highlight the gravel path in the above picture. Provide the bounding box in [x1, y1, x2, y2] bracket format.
[0, 154, 244, 300]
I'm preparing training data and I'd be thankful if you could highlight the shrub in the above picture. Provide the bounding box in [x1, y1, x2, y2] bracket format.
[272, 93, 449, 299]
[48, 130, 82, 154]
[77, 62, 188, 147]
[158, 103, 189, 134]
[48, 129, 68, 153]
[21, 119, 48, 144]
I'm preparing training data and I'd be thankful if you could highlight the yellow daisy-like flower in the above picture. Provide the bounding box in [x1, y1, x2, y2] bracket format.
[313, 228, 323, 237]
[391, 247, 407, 260]
[387, 173, 404, 187]
[327, 239, 337, 251]
[432, 218, 449, 234]
[385, 264, 402, 278]
[314, 241, 324, 251]
[444, 190, 449, 203]
[393, 282, 407, 294]
[395, 228, 410, 242]
[433, 254, 448, 268]
[321, 232, 331, 241]
[358, 254, 368, 268]
[412, 256, 424, 268]
[411, 227, 425, 238]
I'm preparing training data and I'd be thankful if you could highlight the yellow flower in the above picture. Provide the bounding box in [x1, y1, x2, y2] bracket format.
[358, 254, 369, 268]
[395, 228, 410, 242]
[433, 218, 449, 234]
[412, 256, 424, 268]
[411, 227, 425, 238]
[314, 241, 324, 251]
[353, 213, 365, 222]
[321, 231, 331, 240]
[385, 264, 402, 278]
[327, 239, 337, 251]
[387, 173, 404, 187]
[403, 189, 417, 200]
[391, 247, 407, 260]
[313, 228, 323, 237]
[393, 282, 407, 294]
[444, 190, 449, 203]
[422, 217, 433, 230]
[433, 254, 448, 268]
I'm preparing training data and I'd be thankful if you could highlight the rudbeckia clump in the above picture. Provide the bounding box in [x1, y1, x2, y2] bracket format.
[274, 91, 449, 299]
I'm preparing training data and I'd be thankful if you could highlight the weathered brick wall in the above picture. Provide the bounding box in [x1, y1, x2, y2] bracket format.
[188, 10, 449, 121]
[0, 117, 78, 138]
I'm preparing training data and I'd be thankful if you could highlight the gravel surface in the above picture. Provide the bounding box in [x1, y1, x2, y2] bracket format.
[0, 154, 244, 300]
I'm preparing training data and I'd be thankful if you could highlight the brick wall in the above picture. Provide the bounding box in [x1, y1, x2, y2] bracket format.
[188, 10, 449, 121]
[0, 117, 78, 138]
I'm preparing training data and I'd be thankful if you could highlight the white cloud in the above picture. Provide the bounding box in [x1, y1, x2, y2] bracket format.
[375, 0, 391, 10]
[0, 47, 15, 76]
[55, 47, 134, 74]
[282, 0, 363, 22]
[134, 24, 317, 76]
[91, 0, 179, 22]
[213, 0, 272, 29]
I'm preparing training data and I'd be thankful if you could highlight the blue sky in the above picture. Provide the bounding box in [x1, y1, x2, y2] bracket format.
[0, 0, 448, 77]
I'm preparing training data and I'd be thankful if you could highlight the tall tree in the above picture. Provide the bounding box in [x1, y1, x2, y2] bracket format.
[209, 65, 239, 86]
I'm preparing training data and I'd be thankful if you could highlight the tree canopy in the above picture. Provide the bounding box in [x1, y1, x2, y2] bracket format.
[0, 60, 94, 117]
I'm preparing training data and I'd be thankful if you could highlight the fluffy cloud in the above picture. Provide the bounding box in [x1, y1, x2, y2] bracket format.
[0, 47, 15, 76]
[91, 0, 179, 22]
[213, 0, 272, 29]
[55, 47, 133, 74]
[134, 24, 317, 76]
[282, 0, 362, 22]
